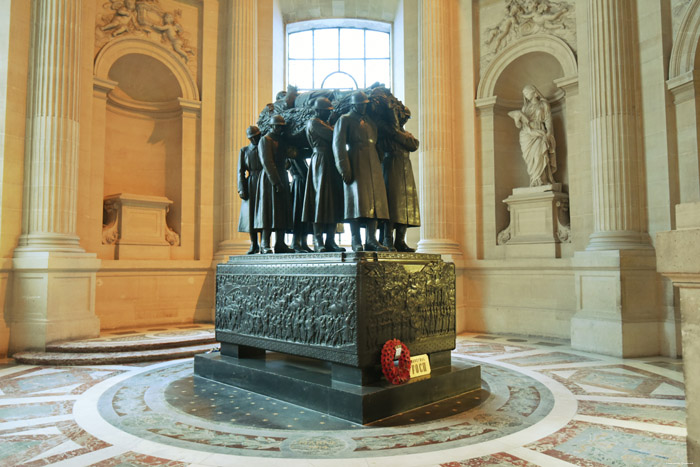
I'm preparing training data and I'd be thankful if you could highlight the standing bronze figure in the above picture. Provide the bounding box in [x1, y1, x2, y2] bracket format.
[237, 125, 263, 254]
[255, 115, 294, 254]
[380, 109, 420, 252]
[333, 91, 389, 252]
[302, 98, 345, 252]
[289, 153, 313, 252]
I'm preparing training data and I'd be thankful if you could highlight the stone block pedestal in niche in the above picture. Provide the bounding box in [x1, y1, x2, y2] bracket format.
[194, 252, 481, 424]
[102, 193, 180, 260]
[497, 184, 571, 258]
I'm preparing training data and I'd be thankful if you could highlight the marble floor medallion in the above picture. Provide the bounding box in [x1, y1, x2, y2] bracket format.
[83, 354, 565, 461]
[1, 332, 687, 466]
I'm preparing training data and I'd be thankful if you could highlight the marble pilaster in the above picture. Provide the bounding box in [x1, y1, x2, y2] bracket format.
[415, 0, 462, 260]
[9, 0, 100, 353]
[215, 0, 259, 260]
[571, 0, 659, 357]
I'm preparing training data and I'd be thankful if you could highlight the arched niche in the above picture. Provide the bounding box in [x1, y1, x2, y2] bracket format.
[92, 38, 201, 260]
[475, 35, 578, 259]
[668, 0, 700, 203]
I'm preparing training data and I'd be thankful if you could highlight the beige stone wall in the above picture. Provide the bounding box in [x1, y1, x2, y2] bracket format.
[0, 0, 697, 357]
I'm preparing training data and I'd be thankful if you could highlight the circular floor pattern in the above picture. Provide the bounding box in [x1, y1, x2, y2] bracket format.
[86, 355, 569, 460]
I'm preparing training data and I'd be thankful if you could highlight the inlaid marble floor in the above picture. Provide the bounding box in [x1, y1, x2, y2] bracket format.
[0, 333, 686, 466]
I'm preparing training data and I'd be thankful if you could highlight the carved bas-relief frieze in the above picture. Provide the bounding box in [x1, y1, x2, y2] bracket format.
[102, 193, 180, 259]
[482, 0, 575, 74]
[214, 253, 457, 368]
[96, 0, 196, 69]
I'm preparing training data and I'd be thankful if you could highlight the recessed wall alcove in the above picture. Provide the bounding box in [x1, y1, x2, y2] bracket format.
[475, 34, 578, 259]
[92, 37, 201, 261]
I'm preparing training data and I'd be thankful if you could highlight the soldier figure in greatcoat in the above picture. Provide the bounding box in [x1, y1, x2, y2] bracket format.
[302, 97, 345, 252]
[332, 91, 390, 252]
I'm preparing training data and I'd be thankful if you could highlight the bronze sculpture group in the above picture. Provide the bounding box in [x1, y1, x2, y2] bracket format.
[237, 85, 420, 254]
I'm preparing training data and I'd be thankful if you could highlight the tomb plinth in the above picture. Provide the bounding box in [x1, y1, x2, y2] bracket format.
[102, 193, 180, 260]
[497, 185, 571, 258]
[194, 252, 481, 424]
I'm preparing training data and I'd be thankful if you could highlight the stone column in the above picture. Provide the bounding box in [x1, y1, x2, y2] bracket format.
[215, 0, 259, 260]
[9, 0, 100, 352]
[586, 0, 649, 250]
[571, 0, 659, 357]
[415, 0, 462, 259]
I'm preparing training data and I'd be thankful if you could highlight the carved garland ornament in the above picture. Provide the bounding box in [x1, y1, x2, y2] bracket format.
[96, 0, 196, 66]
[482, 0, 575, 74]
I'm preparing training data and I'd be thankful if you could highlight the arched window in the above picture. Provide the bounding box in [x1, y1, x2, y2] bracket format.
[287, 20, 391, 91]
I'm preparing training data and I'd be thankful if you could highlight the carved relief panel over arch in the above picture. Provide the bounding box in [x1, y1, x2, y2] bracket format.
[476, 34, 578, 258]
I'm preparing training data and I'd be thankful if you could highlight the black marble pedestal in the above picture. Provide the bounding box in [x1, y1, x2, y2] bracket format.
[195, 252, 482, 424]
[194, 347, 481, 424]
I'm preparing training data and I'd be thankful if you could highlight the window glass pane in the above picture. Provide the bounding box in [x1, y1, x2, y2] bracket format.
[288, 60, 313, 90]
[365, 59, 390, 87]
[339, 29, 364, 58]
[339, 59, 365, 89]
[288, 31, 312, 59]
[321, 72, 358, 90]
[313, 60, 338, 89]
[313, 28, 339, 59]
[365, 30, 390, 58]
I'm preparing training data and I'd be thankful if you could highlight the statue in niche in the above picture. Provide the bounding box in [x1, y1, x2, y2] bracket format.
[100, 0, 137, 37]
[508, 85, 557, 187]
[152, 12, 193, 63]
[255, 115, 294, 254]
[237, 126, 263, 254]
[333, 91, 390, 252]
[378, 107, 420, 252]
[302, 98, 345, 252]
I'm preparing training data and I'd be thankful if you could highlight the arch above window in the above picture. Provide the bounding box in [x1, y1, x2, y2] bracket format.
[287, 19, 391, 91]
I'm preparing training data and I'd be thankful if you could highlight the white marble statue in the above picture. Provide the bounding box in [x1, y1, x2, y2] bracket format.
[508, 84, 557, 187]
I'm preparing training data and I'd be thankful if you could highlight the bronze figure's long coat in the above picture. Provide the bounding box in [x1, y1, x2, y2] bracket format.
[302, 117, 344, 224]
[332, 111, 389, 221]
[381, 129, 420, 226]
[237, 143, 262, 233]
[254, 133, 292, 230]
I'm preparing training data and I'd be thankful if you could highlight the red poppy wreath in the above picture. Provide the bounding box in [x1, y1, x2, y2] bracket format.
[381, 338, 411, 385]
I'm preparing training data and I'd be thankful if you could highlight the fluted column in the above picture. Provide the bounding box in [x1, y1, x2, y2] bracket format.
[586, 0, 650, 250]
[17, 0, 83, 252]
[10, 0, 101, 352]
[216, 0, 259, 258]
[416, 0, 462, 258]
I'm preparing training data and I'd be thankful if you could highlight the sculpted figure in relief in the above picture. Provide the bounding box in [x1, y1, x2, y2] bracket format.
[508, 85, 557, 187]
[152, 12, 192, 62]
[100, 0, 137, 37]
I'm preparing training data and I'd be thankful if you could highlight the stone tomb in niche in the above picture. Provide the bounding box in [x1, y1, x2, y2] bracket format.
[497, 184, 571, 258]
[102, 193, 180, 260]
[194, 252, 481, 424]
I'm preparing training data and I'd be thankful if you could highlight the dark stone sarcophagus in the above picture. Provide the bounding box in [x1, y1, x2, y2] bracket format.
[215, 251, 456, 370]
[195, 251, 480, 424]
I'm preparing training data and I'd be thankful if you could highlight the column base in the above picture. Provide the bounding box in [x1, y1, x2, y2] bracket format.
[8, 251, 101, 354]
[571, 249, 661, 357]
[15, 232, 85, 253]
[585, 230, 653, 251]
[213, 239, 251, 263]
[416, 238, 463, 261]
